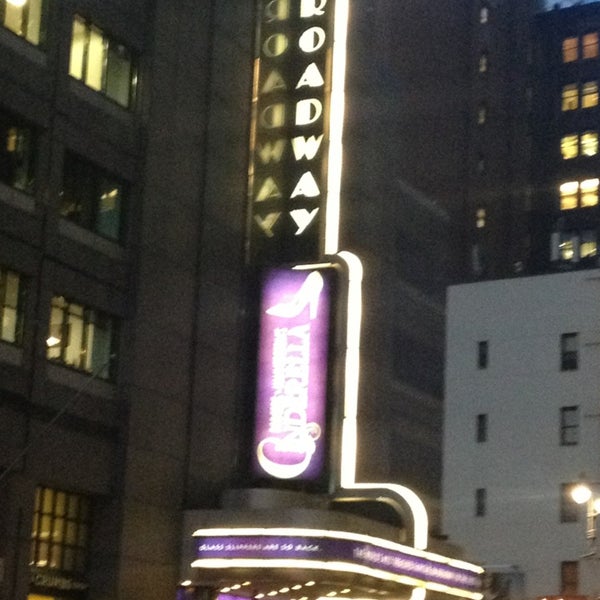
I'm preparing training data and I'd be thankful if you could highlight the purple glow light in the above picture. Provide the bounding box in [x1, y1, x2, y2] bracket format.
[252, 268, 332, 481]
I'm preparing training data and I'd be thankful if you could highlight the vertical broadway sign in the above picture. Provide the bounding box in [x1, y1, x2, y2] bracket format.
[253, 268, 332, 481]
[247, 0, 342, 265]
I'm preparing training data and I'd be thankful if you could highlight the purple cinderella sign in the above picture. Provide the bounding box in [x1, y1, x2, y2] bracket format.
[252, 267, 332, 481]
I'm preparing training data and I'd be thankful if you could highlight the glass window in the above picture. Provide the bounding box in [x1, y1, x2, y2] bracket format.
[560, 406, 579, 446]
[580, 230, 597, 258]
[0, 107, 37, 193]
[46, 296, 117, 380]
[582, 81, 599, 108]
[477, 104, 487, 125]
[580, 178, 599, 207]
[561, 134, 579, 160]
[563, 37, 578, 63]
[30, 486, 90, 574]
[561, 333, 578, 371]
[562, 84, 579, 111]
[479, 6, 489, 24]
[60, 152, 125, 241]
[560, 181, 579, 210]
[69, 15, 137, 108]
[583, 32, 599, 59]
[476, 414, 488, 443]
[560, 483, 580, 522]
[477, 340, 488, 369]
[0, 265, 24, 344]
[478, 52, 488, 73]
[1, 0, 45, 45]
[475, 488, 486, 516]
[476, 208, 486, 228]
[581, 131, 599, 156]
[559, 232, 576, 261]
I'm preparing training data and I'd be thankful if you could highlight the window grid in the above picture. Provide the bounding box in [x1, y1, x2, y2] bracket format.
[476, 414, 488, 443]
[475, 488, 486, 517]
[0, 266, 24, 345]
[583, 33, 599, 59]
[561, 132, 599, 160]
[46, 296, 117, 380]
[0, 107, 37, 193]
[560, 406, 579, 446]
[69, 15, 137, 108]
[30, 486, 90, 573]
[561, 333, 578, 371]
[477, 340, 489, 369]
[560, 179, 599, 210]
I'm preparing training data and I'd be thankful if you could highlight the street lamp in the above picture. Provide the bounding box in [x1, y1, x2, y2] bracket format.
[570, 483, 600, 545]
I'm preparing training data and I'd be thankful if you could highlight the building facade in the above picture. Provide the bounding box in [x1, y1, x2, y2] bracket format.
[442, 269, 600, 598]
[0, 2, 467, 600]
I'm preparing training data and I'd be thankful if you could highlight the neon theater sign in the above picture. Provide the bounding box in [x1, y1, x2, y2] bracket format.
[248, 0, 344, 264]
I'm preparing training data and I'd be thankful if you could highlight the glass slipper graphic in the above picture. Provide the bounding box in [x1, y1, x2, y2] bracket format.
[265, 271, 324, 320]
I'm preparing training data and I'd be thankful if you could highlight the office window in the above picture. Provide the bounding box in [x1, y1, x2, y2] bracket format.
[582, 131, 599, 156]
[479, 6, 489, 24]
[476, 414, 488, 443]
[0, 265, 24, 344]
[478, 52, 488, 73]
[46, 296, 117, 380]
[560, 406, 579, 446]
[561, 134, 579, 160]
[30, 486, 90, 573]
[1, 0, 44, 45]
[0, 107, 37, 193]
[562, 84, 579, 111]
[556, 230, 597, 262]
[561, 561, 579, 595]
[560, 179, 599, 209]
[69, 15, 137, 108]
[477, 340, 488, 369]
[560, 483, 580, 522]
[477, 104, 487, 125]
[582, 32, 599, 59]
[563, 37, 578, 62]
[580, 230, 597, 258]
[582, 81, 599, 108]
[561, 333, 578, 371]
[476, 208, 486, 228]
[475, 488, 486, 516]
[60, 152, 125, 241]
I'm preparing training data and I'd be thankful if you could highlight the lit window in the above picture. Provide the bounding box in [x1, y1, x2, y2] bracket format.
[561, 134, 579, 160]
[479, 6, 489, 24]
[560, 483, 580, 522]
[562, 84, 579, 111]
[478, 52, 488, 73]
[560, 406, 579, 446]
[46, 296, 117, 379]
[476, 414, 488, 443]
[69, 15, 137, 108]
[0, 265, 24, 344]
[1, 0, 44, 45]
[476, 208, 486, 228]
[0, 107, 37, 193]
[60, 152, 125, 241]
[560, 332, 578, 371]
[580, 230, 597, 258]
[477, 104, 487, 125]
[559, 233, 575, 261]
[582, 32, 599, 59]
[580, 178, 598, 206]
[560, 181, 579, 209]
[581, 131, 599, 156]
[475, 488, 486, 517]
[563, 36, 578, 62]
[582, 81, 599, 108]
[30, 486, 90, 573]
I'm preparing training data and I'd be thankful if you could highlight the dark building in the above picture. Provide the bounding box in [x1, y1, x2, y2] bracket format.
[0, 2, 477, 600]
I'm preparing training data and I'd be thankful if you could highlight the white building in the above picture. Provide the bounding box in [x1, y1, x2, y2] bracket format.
[442, 269, 600, 599]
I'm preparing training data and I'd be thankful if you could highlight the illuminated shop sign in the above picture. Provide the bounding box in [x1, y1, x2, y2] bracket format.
[192, 530, 483, 598]
[252, 267, 332, 481]
[248, 0, 345, 264]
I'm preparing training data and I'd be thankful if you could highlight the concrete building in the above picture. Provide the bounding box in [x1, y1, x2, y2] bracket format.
[443, 269, 600, 599]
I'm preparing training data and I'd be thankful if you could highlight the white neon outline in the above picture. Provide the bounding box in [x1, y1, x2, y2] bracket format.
[324, 0, 349, 255]
[191, 527, 482, 600]
[336, 252, 430, 554]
